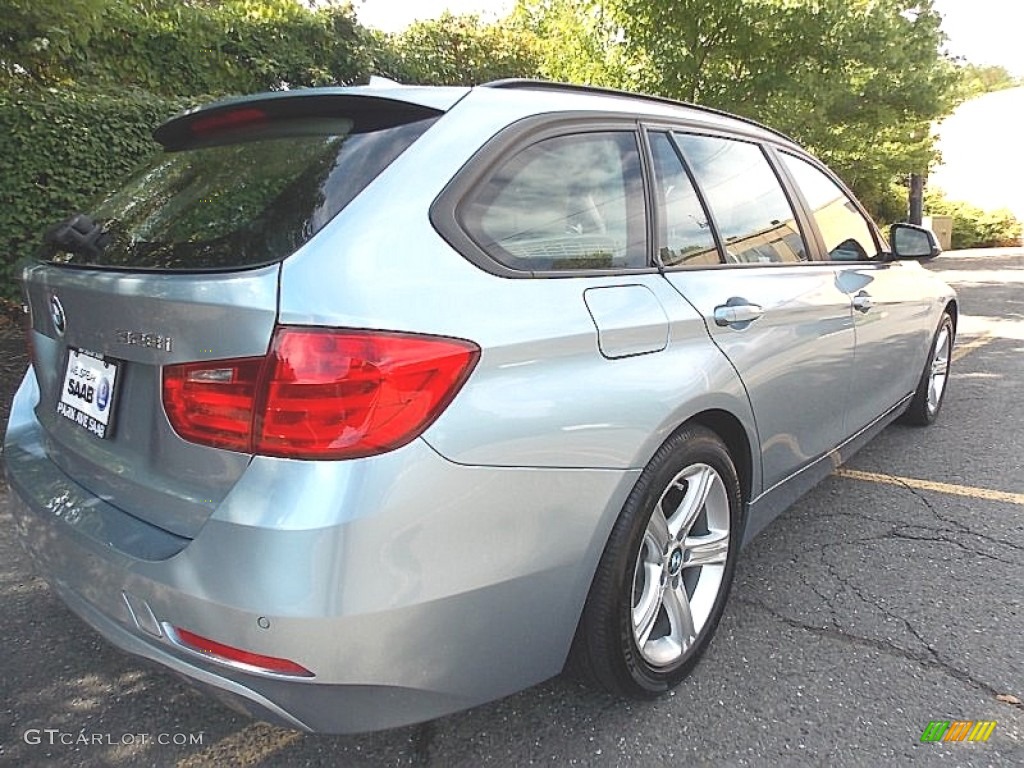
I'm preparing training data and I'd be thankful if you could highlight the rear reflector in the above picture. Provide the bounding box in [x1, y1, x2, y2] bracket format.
[172, 627, 313, 677]
[163, 327, 479, 459]
[23, 303, 34, 365]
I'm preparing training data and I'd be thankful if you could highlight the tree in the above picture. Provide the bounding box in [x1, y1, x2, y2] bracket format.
[382, 12, 541, 86]
[510, 0, 637, 88]
[516, 0, 962, 219]
[956, 63, 1020, 99]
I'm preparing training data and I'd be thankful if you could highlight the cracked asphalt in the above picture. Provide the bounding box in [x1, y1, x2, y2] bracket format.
[1, 249, 1021, 767]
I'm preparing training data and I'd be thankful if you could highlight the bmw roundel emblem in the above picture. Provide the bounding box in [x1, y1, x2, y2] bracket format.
[49, 294, 66, 336]
[97, 377, 110, 412]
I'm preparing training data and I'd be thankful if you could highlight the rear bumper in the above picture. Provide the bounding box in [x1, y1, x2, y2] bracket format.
[4, 370, 638, 733]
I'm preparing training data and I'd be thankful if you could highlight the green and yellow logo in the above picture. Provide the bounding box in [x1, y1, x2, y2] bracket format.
[920, 720, 997, 742]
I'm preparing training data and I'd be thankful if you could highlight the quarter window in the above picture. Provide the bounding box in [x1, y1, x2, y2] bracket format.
[780, 152, 879, 261]
[675, 134, 806, 264]
[460, 132, 647, 271]
[648, 132, 720, 266]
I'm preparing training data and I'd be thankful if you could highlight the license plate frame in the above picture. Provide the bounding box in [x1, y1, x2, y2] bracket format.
[56, 348, 121, 439]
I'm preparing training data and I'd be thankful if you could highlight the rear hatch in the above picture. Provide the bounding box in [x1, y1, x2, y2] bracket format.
[21, 88, 457, 540]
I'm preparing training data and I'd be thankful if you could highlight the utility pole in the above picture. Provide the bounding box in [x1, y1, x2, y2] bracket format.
[908, 173, 924, 225]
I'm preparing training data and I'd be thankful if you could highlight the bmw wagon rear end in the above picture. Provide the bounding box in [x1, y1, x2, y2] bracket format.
[4, 80, 956, 732]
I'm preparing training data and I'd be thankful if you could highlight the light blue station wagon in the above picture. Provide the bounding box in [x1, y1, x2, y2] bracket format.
[4, 79, 956, 732]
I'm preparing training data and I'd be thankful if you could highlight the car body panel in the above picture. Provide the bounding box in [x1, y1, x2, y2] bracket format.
[743, 393, 910, 544]
[5, 379, 640, 730]
[21, 263, 279, 538]
[415, 272, 755, 471]
[835, 261, 954, 433]
[664, 265, 855, 489]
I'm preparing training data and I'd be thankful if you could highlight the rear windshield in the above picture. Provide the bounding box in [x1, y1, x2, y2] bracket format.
[42, 117, 436, 271]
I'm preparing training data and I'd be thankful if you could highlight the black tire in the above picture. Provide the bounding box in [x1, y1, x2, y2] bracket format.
[569, 424, 742, 697]
[899, 312, 955, 427]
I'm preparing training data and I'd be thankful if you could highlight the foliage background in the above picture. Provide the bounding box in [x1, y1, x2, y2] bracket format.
[0, 88, 190, 292]
[925, 190, 1023, 249]
[0, 0, 1018, 304]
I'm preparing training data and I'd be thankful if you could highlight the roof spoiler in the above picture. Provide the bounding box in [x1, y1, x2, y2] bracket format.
[154, 89, 458, 151]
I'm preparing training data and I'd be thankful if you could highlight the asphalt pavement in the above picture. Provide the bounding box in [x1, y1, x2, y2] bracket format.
[1, 249, 1021, 767]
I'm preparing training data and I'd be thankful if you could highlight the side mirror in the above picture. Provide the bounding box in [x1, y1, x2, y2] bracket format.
[889, 222, 941, 260]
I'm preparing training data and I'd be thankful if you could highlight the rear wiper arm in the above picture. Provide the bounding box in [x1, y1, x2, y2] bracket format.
[44, 213, 110, 259]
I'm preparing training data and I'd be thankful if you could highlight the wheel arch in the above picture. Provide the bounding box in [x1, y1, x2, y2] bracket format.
[944, 298, 959, 332]
[686, 410, 753, 508]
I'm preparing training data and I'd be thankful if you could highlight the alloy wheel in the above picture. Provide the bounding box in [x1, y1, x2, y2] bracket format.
[630, 463, 730, 667]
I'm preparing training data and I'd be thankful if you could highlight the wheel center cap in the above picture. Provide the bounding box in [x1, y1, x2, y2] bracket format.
[667, 547, 684, 575]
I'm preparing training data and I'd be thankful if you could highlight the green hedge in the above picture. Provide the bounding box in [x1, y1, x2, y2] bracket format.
[925, 191, 1023, 249]
[2, 1, 375, 96]
[0, 87, 191, 303]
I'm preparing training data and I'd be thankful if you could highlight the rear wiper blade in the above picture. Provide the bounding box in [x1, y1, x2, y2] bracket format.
[44, 213, 110, 259]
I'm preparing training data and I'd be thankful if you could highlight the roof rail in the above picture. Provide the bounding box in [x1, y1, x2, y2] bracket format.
[481, 79, 795, 144]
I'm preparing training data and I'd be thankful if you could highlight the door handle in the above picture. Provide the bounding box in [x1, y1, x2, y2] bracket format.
[852, 292, 873, 313]
[713, 302, 764, 327]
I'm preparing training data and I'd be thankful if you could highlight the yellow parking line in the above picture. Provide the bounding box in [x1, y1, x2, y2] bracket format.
[835, 468, 1024, 506]
[952, 333, 994, 363]
[176, 723, 302, 768]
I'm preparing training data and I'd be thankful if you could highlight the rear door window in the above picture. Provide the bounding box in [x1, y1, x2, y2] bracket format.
[675, 134, 807, 264]
[42, 117, 436, 271]
[648, 131, 720, 266]
[459, 131, 647, 272]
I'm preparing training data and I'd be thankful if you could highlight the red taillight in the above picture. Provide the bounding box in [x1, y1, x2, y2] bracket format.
[173, 627, 313, 677]
[162, 357, 262, 452]
[162, 327, 479, 459]
[189, 107, 268, 137]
